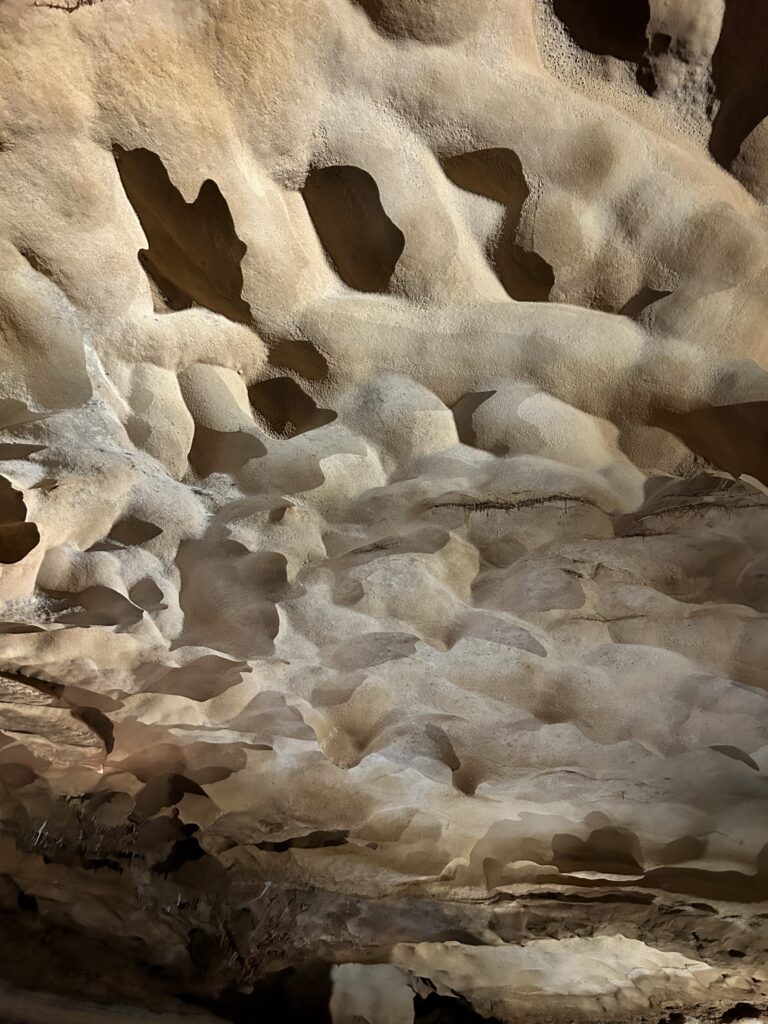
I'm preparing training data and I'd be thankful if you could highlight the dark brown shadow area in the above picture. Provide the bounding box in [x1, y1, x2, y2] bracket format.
[653, 401, 768, 484]
[129, 578, 165, 612]
[552, 827, 644, 875]
[268, 337, 329, 382]
[183, 962, 334, 1024]
[113, 145, 252, 323]
[442, 149, 554, 301]
[301, 165, 404, 292]
[450, 390, 496, 446]
[109, 516, 163, 545]
[134, 772, 207, 818]
[618, 287, 671, 319]
[43, 585, 144, 628]
[0, 442, 45, 460]
[248, 377, 337, 438]
[188, 426, 266, 478]
[709, 0, 768, 171]
[138, 655, 247, 703]
[553, 0, 650, 62]
[0, 476, 39, 564]
[414, 991, 503, 1023]
[89, 515, 163, 553]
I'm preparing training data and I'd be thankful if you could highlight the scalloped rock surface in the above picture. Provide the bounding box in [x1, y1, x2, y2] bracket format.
[0, 0, 767, 1020]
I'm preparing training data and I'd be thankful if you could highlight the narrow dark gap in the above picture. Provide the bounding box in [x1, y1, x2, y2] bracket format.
[709, 0, 768, 171]
[636, 61, 657, 96]
[182, 963, 333, 1024]
[0, 475, 40, 563]
[442, 149, 554, 301]
[187, 426, 266, 478]
[552, 0, 651, 62]
[267, 337, 330, 383]
[450, 391, 496, 447]
[248, 377, 337, 439]
[721, 1003, 762, 1023]
[618, 287, 671, 319]
[414, 990, 503, 1023]
[302, 164, 404, 292]
[652, 400, 768, 485]
[113, 144, 252, 324]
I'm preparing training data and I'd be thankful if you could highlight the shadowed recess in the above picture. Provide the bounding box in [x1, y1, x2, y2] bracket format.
[113, 145, 252, 323]
[0, 443, 45, 461]
[415, 991, 503, 1023]
[710, 0, 768, 171]
[108, 516, 162, 545]
[552, 827, 644, 876]
[138, 655, 247, 702]
[188, 425, 266, 477]
[653, 401, 768, 484]
[0, 476, 39, 564]
[44, 585, 144, 628]
[134, 773, 207, 817]
[248, 377, 337, 438]
[442, 149, 554, 301]
[302, 165, 405, 292]
[185, 962, 334, 1023]
[553, 0, 650, 62]
[268, 337, 330, 382]
[128, 578, 165, 611]
[451, 390, 496, 446]
[619, 287, 672, 319]
[89, 515, 163, 552]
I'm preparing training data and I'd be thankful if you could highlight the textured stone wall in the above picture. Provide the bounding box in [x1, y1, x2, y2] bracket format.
[0, 0, 766, 1019]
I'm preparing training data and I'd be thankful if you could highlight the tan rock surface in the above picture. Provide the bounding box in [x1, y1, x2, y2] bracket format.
[0, 0, 766, 1019]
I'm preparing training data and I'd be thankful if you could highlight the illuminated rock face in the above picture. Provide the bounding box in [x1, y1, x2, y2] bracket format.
[0, 0, 767, 1019]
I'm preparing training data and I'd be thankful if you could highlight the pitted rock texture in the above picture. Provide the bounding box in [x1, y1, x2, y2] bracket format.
[0, 0, 767, 1020]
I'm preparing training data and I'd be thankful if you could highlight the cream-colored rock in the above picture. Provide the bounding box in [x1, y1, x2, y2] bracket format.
[0, 0, 766, 1018]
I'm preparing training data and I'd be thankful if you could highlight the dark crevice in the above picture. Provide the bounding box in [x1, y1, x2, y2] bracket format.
[619, 287, 671, 319]
[710, 0, 768, 170]
[113, 145, 252, 323]
[0, 475, 39, 563]
[450, 391, 496, 447]
[18, 247, 56, 281]
[267, 337, 330, 382]
[0, 442, 46, 460]
[636, 60, 657, 96]
[44, 585, 144, 628]
[188, 425, 266, 478]
[182, 963, 333, 1024]
[651, 31, 672, 56]
[89, 514, 163, 552]
[134, 773, 207, 818]
[108, 516, 163, 546]
[129, 578, 165, 611]
[442, 149, 554, 301]
[552, 827, 645, 876]
[652, 401, 768, 485]
[302, 164, 404, 292]
[248, 377, 337, 438]
[553, 0, 651, 62]
[414, 990, 503, 1023]
[255, 829, 348, 853]
[72, 706, 115, 754]
[721, 1004, 762, 1023]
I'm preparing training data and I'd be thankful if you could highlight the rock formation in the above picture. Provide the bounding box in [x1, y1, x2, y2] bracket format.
[0, 0, 766, 1019]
